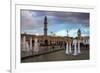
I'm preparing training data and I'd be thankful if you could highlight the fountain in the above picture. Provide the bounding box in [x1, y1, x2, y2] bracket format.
[22, 36, 30, 51]
[29, 37, 32, 50]
[69, 42, 72, 54]
[34, 37, 39, 53]
[78, 40, 81, 54]
[22, 36, 30, 57]
[26, 41, 30, 52]
[22, 36, 26, 51]
[73, 39, 78, 56]
[65, 42, 69, 54]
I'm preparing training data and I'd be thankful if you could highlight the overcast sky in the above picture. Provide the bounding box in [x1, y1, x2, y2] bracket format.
[21, 9, 89, 37]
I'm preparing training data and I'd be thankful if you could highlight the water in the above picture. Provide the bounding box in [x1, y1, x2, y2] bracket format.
[26, 42, 30, 51]
[65, 42, 69, 54]
[65, 42, 72, 54]
[29, 37, 32, 50]
[34, 38, 39, 53]
[22, 36, 30, 51]
[22, 36, 26, 51]
[73, 39, 78, 55]
[78, 40, 81, 54]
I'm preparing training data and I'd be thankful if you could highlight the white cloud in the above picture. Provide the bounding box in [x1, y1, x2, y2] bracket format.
[56, 30, 67, 36]
[55, 29, 79, 37]
[69, 29, 78, 37]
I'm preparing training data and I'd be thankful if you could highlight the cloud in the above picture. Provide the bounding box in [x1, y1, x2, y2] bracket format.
[56, 30, 67, 36]
[21, 10, 44, 34]
[21, 9, 89, 37]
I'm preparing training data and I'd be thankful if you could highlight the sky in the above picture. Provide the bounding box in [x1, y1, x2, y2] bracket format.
[21, 9, 89, 37]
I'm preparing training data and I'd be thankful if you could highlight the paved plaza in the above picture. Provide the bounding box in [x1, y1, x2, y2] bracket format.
[21, 48, 89, 63]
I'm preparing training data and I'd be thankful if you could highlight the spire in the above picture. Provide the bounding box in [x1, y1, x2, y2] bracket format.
[44, 16, 48, 24]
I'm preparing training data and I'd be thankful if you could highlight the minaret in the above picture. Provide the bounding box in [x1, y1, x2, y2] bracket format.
[44, 16, 48, 36]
